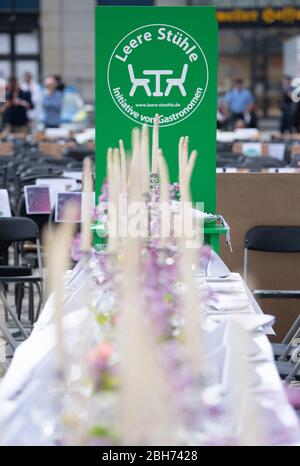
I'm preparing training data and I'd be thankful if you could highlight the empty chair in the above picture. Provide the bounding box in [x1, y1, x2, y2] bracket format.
[243, 225, 300, 380]
[128, 64, 151, 97]
[39, 156, 73, 167]
[217, 153, 243, 168]
[165, 64, 188, 97]
[244, 226, 300, 287]
[289, 154, 300, 168]
[63, 146, 94, 162]
[240, 156, 285, 169]
[0, 217, 44, 351]
[16, 195, 50, 242]
[15, 169, 64, 208]
[217, 141, 234, 153]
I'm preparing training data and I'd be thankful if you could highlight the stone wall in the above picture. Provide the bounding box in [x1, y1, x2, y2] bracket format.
[41, 0, 95, 102]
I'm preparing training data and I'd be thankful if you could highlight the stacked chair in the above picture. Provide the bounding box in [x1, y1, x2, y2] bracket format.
[0, 137, 94, 367]
[0, 217, 44, 354]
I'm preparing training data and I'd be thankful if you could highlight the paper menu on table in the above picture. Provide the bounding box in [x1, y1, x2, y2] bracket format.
[54, 191, 95, 223]
[35, 178, 78, 207]
[24, 185, 52, 214]
[55, 192, 82, 222]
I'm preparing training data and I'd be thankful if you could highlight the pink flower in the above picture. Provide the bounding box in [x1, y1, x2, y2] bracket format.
[285, 386, 300, 410]
[87, 342, 112, 373]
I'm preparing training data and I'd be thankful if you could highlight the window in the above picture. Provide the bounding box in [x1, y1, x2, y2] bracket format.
[0, 0, 39, 11]
[15, 32, 39, 55]
[16, 60, 38, 81]
[0, 3, 40, 80]
[0, 34, 10, 54]
[0, 60, 11, 80]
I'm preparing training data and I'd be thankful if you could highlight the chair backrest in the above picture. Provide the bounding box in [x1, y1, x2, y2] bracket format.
[16, 195, 49, 236]
[63, 147, 94, 162]
[128, 64, 135, 81]
[290, 155, 300, 168]
[291, 145, 300, 160]
[0, 217, 39, 242]
[244, 226, 300, 253]
[181, 64, 188, 81]
[243, 156, 285, 168]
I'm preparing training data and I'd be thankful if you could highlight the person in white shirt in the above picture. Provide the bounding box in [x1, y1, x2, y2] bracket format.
[21, 71, 42, 127]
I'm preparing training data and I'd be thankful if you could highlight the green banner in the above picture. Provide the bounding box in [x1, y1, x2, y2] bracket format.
[95, 6, 218, 213]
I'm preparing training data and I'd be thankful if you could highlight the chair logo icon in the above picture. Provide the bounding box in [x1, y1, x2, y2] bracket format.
[107, 23, 208, 127]
[128, 64, 188, 97]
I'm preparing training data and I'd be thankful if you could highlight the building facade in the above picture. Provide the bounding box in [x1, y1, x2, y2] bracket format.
[1, 0, 300, 115]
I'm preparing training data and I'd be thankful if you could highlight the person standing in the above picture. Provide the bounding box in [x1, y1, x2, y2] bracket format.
[21, 71, 42, 127]
[223, 78, 255, 129]
[53, 75, 65, 93]
[280, 75, 294, 134]
[42, 77, 63, 128]
[0, 76, 33, 133]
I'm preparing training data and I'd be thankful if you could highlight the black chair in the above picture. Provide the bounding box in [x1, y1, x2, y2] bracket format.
[227, 156, 286, 170]
[16, 194, 50, 244]
[63, 146, 95, 162]
[216, 153, 243, 168]
[289, 155, 300, 168]
[38, 156, 73, 167]
[243, 226, 300, 381]
[0, 217, 44, 351]
[16, 170, 65, 206]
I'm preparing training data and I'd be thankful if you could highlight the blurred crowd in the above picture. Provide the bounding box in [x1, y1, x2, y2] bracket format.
[0, 73, 66, 134]
[2, 72, 300, 136]
[218, 76, 300, 134]
[279, 75, 300, 134]
[218, 79, 256, 131]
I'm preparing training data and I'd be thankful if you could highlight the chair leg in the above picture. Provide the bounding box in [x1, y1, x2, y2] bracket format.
[282, 313, 300, 345]
[144, 83, 152, 97]
[0, 283, 28, 339]
[3, 285, 8, 321]
[286, 359, 300, 383]
[34, 282, 43, 322]
[279, 327, 300, 361]
[28, 282, 34, 325]
[129, 84, 137, 97]
[0, 318, 17, 351]
[178, 84, 186, 96]
[15, 283, 24, 320]
[164, 83, 172, 97]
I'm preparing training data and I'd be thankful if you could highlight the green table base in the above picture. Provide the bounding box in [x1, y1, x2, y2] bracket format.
[93, 223, 228, 254]
[204, 223, 227, 254]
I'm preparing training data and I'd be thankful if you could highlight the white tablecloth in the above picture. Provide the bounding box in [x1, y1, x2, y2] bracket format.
[0, 262, 298, 446]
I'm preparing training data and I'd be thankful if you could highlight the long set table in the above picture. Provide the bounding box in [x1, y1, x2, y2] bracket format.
[0, 252, 299, 446]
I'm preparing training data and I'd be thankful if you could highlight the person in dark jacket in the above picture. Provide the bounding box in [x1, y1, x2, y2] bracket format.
[280, 75, 294, 134]
[53, 75, 65, 93]
[1, 76, 33, 133]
